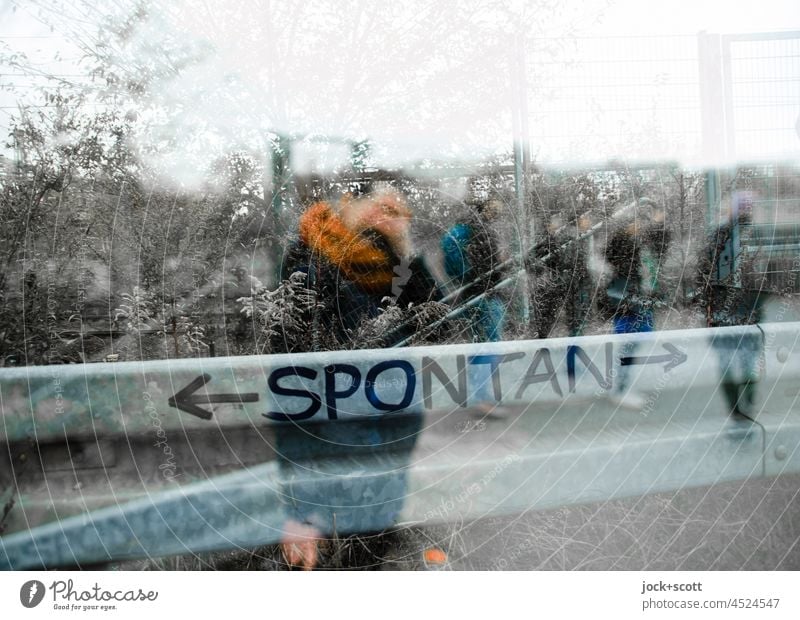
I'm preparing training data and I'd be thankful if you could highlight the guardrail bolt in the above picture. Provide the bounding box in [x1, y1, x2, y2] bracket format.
[774, 445, 788, 461]
[776, 347, 790, 363]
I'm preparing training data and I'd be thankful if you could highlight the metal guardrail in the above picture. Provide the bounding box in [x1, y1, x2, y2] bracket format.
[2, 322, 800, 568]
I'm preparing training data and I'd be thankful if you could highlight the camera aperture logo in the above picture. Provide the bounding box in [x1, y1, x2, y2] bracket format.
[19, 579, 158, 612]
[20, 580, 45, 608]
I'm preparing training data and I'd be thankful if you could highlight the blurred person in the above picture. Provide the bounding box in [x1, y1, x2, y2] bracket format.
[276, 178, 441, 569]
[274, 414, 424, 570]
[601, 204, 667, 409]
[640, 206, 672, 302]
[441, 197, 507, 342]
[694, 192, 767, 416]
[530, 212, 600, 338]
[562, 213, 595, 337]
[441, 197, 510, 412]
[531, 214, 569, 339]
[281, 180, 441, 347]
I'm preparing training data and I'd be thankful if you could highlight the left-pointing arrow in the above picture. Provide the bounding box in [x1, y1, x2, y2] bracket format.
[167, 374, 260, 420]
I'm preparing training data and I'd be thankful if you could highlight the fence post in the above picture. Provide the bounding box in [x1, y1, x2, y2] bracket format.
[698, 31, 735, 230]
[511, 32, 531, 328]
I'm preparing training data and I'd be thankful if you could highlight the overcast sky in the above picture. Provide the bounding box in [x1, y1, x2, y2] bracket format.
[1, 0, 798, 175]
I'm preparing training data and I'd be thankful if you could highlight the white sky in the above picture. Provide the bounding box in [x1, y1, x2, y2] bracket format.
[1, 0, 798, 175]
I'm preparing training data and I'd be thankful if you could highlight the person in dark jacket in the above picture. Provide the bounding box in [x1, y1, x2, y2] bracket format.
[440, 198, 509, 412]
[694, 192, 767, 416]
[530, 213, 596, 338]
[695, 193, 764, 328]
[601, 205, 668, 409]
[531, 214, 571, 339]
[563, 213, 594, 337]
[281, 186, 441, 348]
[603, 205, 670, 331]
[275, 182, 440, 568]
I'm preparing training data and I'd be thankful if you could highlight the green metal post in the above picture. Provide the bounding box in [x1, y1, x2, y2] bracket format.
[705, 169, 721, 231]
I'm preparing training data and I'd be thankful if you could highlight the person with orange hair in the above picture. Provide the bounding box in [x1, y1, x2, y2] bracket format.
[275, 179, 441, 569]
[281, 182, 441, 347]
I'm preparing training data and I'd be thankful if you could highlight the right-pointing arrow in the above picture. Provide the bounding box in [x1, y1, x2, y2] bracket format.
[620, 342, 687, 372]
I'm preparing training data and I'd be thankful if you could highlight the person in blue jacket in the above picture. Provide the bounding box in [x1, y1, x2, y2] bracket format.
[441, 198, 506, 342]
[441, 198, 508, 411]
[601, 204, 669, 409]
